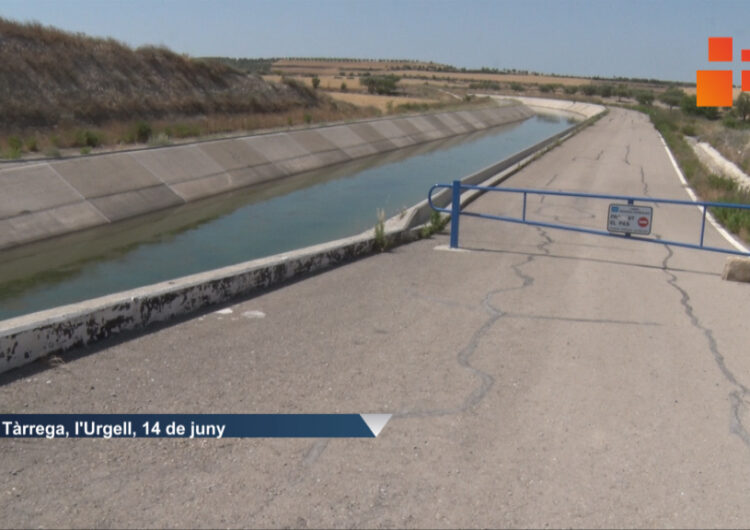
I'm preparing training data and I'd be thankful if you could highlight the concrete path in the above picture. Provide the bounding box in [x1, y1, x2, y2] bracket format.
[2, 107, 750, 528]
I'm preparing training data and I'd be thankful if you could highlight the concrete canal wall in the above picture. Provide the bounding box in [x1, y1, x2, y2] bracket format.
[0, 104, 534, 250]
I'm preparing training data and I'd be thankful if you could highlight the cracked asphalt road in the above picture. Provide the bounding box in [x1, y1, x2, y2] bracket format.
[2, 107, 750, 528]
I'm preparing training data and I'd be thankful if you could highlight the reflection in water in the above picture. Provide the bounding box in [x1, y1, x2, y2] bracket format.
[0, 115, 574, 320]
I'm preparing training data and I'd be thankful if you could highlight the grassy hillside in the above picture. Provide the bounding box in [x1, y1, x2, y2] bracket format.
[0, 17, 321, 131]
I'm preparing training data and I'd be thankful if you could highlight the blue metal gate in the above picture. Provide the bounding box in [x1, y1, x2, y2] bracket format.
[428, 180, 750, 256]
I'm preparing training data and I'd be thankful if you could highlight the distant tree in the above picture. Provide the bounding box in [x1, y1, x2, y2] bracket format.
[563, 85, 579, 95]
[581, 84, 597, 96]
[615, 84, 631, 101]
[635, 90, 655, 106]
[735, 92, 750, 121]
[510, 82, 524, 91]
[681, 94, 719, 119]
[658, 87, 685, 110]
[340, 81, 347, 92]
[359, 75, 400, 95]
[311, 76, 320, 89]
[597, 84, 613, 98]
[681, 94, 699, 114]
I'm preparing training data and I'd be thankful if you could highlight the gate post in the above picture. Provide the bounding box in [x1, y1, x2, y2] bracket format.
[450, 180, 461, 248]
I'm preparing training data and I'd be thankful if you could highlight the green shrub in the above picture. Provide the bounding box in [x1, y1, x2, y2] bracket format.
[510, 82, 524, 91]
[4, 147, 21, 159]
[74, 129, 103, 148]
[708, 174, 737, 192]
[723, 114, 740, 129]
[133, 121, 152, 143]
[168, 123, 201, 138]
[681, 124, 697, 136]
[360, 74, 400, 95]
[581, 85, 598, 96]
[25, 137, 38, 152]
[563, 85, 579, 95]
[659, 87, 685, 109]
[303, 113, 312, 124]
[635, 90, 655, 106]
[7, 136, 22, 151]
[597, 84, 614, 98]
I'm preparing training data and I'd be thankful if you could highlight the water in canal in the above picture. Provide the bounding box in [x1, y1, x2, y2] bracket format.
[0, 114, 574, 320]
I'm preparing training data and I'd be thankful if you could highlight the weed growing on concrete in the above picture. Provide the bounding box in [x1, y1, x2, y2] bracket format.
[374, 208, 388, 251]
[420, 210, 449, 238]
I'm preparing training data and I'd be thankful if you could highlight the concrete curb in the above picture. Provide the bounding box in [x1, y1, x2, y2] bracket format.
[0, 102, 606, 374]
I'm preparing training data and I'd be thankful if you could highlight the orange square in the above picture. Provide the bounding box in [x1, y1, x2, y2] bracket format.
[708, 37, 733, 61]
[743, 49, 750, 62]
[743, 70, 750, 92]
[697, 70, 733, 106]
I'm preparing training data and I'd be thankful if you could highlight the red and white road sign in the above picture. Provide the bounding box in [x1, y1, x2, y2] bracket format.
[607, 204, 653, 235]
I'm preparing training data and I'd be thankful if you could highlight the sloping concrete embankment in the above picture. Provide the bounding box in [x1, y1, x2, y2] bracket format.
[489, 95, 604, 120]
[0, 101, 606, 374]
[0, 104, 533, 250]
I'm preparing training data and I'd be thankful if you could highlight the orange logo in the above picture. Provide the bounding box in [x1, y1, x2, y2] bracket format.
[697, 37, 750, 107]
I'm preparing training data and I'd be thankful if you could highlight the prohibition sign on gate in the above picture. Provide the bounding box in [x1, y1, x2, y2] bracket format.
[607, 204, 653, 235]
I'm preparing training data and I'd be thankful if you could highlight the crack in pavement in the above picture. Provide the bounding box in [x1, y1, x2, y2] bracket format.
[624, 144, 631, 165]
[246, 232, 554, 515]
[545, 173, 559, 187]
[394, 229, 552, 420]
[250, 227, 581, 514]
[660, 243, 750, 449]
[640, 166, 651, 200]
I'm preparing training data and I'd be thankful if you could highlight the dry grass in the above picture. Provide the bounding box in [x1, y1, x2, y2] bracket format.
[0, 100, 381, 159]
[698, 120, 750, 173]
[0, 17, 320, 133]
[327, 92, 435, 112]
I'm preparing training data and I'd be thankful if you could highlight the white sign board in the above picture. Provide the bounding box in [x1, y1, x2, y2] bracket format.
[607, 204, 653, 235]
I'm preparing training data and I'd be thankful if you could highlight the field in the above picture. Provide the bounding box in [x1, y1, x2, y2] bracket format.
[325, 92, 437, 112]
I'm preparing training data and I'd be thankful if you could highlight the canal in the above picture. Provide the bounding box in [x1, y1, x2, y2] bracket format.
[0, 114, 574, 320]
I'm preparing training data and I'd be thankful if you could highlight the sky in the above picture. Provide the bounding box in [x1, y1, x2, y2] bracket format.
[1, 0, 749, 83]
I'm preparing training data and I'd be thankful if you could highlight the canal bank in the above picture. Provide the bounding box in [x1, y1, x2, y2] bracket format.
[0, 99, 605, 374]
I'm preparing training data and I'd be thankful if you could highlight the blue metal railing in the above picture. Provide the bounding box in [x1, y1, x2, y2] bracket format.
[428, 180, 750, 256]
